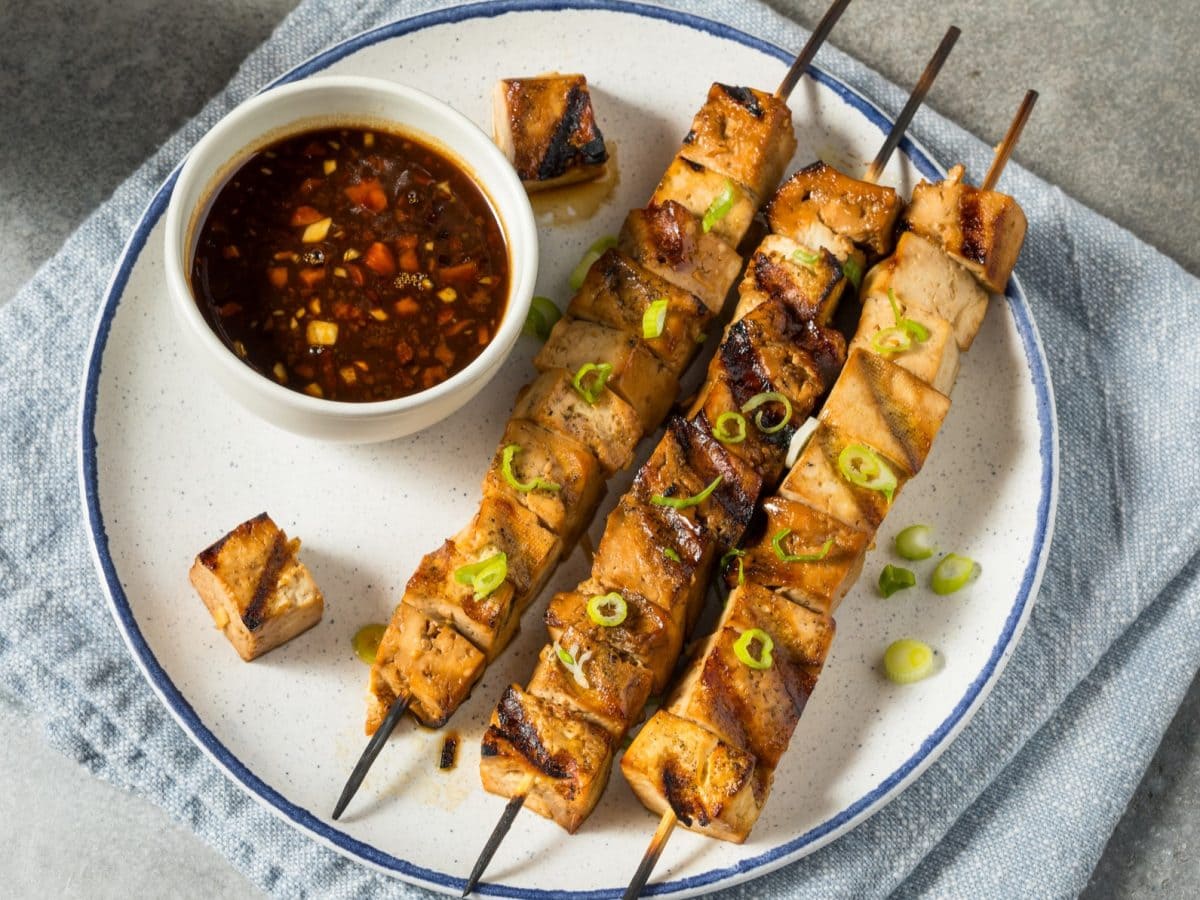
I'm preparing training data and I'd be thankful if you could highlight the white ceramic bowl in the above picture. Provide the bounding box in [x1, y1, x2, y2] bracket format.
[164, 76, 537, 443]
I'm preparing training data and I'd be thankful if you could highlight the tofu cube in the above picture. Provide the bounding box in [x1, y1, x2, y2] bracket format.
[849, 289, 961, 394]
[903, 164, 1028, 293]
[732, 235, 847, 326]
[651, 154, 759, 248]
[680, 83, 796, 199]
[493, 73, 608, 191]
[188, 512, 323, 662]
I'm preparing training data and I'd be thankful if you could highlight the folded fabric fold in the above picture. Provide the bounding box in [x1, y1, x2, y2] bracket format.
[1, 1, 1197, 898]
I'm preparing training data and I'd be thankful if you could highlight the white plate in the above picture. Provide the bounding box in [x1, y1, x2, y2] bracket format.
[78, 2, 1058, 897]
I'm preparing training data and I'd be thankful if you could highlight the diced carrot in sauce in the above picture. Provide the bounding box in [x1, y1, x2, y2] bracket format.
[364, 242, 396, 276]
[290, 205, 325, 227]
[399, 248, 421, 273]
[439, 261, 479, 285]
[268, 267, 289, 288]
[396, 234, 419, 250]
[394, 297, 419, 316]
[344, 179, 388, 213]
[345, 263, 365, 287]
[298, 267, 326, 288]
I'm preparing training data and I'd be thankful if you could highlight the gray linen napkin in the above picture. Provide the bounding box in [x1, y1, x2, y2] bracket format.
[2, 1, 1198, 897]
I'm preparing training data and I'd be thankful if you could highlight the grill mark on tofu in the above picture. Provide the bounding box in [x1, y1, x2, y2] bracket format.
[241, 529, 288, 630]
[718, 84, 764, 118]
[745, 249, 843, 324]
[958, 189, 987, 265]
[491, 686, 573, 780]
[663, 766, 700, 826]
[197, 511, 269, 568]
[538, 83, 608, 181]
[667, 416, 760, 538]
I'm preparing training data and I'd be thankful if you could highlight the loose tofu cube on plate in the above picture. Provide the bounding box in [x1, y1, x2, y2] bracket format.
[903, 164, 1028, 293]
[651, 154, 759, 248]
[493, 73, 608, 191]
[680, 83, 796, 199]
[188, 512, 323, 662]
[481, 685, 614, 833]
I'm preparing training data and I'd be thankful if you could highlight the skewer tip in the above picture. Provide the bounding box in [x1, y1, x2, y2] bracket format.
[331, 693, 411, 820]
[623, 809, 678, 900]
[980, 89, 1038, 191]
[774, 0, 853, 99]
[462, 792, 528, 897]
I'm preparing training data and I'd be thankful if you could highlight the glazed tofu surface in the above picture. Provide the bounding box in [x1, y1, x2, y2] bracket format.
[848, 290, 961, 395]
[493, 74, 608, 190]
[818, 349, 950, 477]
[455, 493, 562, 603]
[651, 154, 759, 248]
[867, 231, 991, 350]
[619, 201, 744, 312]
[732, 235, 846, 326]
[535, 317, 679, 429]
[665, 582, 834, 768]
[480, 418, 606, 550]
[679, 83, 796, 199]
[480, 685, 614, 832]
[903, 164, 1028, 293]
[188, 512, 324, 662]
[765, 160, 903, 258]
[619, 708, 769, 843]
[568, 249, 710, 374]
[513, 368, 642, 473]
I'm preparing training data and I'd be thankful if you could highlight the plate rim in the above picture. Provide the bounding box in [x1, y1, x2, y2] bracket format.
[76, 1, 1060, 897]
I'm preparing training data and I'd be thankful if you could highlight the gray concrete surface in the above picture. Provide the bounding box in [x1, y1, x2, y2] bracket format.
[1, 1, 1196, 897]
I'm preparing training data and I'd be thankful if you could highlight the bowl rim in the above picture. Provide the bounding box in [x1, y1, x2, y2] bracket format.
[162, 74, 537, 420]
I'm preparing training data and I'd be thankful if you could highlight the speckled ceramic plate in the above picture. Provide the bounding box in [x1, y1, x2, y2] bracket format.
[78, 2, 1058, 897]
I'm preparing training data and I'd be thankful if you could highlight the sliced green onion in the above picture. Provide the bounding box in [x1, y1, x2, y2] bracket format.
[878, 564, 916, 598]
[352, 623, 387, 664]
[586, 592, 628, 627]
[792, 247, 820, 267]
[642, 298, 668, 339]
[569, 236, 617, 290]
[931, 553, 981, 595]
[887, 288, 929, 344]
[771, 529, 834, 563]
[895, 525, 935, 561]
[733, 628, 774, 670]
[501, 444, 561, 494]
[843, 256, 862, 289]
[453, 551, 507, 600]
[522, 295, 561, 340]
[741, 391, 793, 434]
[870, 325, 913, 355]
[713, 411, 747, 444]
[651, 475, 722, 510]
[571, 361, 614, 405]
[663, 547, 682, 563]
[701, 180, 736, 233]
[837, 442, 897, 502]
[553, 640, 594, 689]
[720, 548, 746, 586]
[883, 638, 936, 684]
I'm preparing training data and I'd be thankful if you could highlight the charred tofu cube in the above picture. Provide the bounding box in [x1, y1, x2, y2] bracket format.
[480, 685, 614, 833]
[849, 288, 961, 394]
[593, 496, 716, 632]
[620, 709, 770, 844]
[481, 419, 606, 551]
[455, 494, 562, 604]
[536, 318, 679, 430]
[680, 83, 796, 199]
[768, 215, 864, 281]
[493, 73, 608, 191]
[903, 164, 1028, 293]
[732, 235, 846, 326]
[766, 160, 904, 259]
[368, 603, 486, 730]
[651, 155, 759, 248]
[619, 201, 743, 313]
[737, 498, 870, 615]
[400, 541, 520, 660]
[513, 368, 642, 473]
[665, 582, 834, 768]
[818, 348, 951, 477]
[866, 231, 991, 350]
[569, 250, 711, 375]
[545, 581, 686, 693]
[527, 632, 654, 740]
[633, 415, 763, 551]
[780, 422, 909, 535]
[188, 513, 323, 662]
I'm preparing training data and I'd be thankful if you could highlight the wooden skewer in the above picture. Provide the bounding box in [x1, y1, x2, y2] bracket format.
[461, 786, 531, 897]
[981, 89, 1038, 190]
[864, 25, 961, 184]
[775, 0, 853, 99]
[623, 809, 678, 900]
[331, 692, 411, 820]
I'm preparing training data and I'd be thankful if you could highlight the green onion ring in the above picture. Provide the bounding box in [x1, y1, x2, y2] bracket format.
[931, 553, 981, 595]
[586, 592, 628, 627]
[792, 247, 820, 266]
[713, 410, 747, 444]
[895, 524, 935, 561]
[733, 628, 774, 670]
[878, 564, 916, 598]
[453, 552, 508, 600]
[701, 180, 736, 233]
[720, 548, 746, 586]
[522, 295, 561, 341]
[571, 361, 614, 405]
[771, 528, 834, 563]
[642, 298, 668, 339]
[651, 475, 722, 509]
[837, 442, 897, 502]
[501, 444, 561, 493]
[741, 391, 793, 434]
[870, 325, 913, 355]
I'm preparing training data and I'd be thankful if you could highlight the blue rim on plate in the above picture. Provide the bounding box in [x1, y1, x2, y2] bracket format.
[77, 1, 1059, 896]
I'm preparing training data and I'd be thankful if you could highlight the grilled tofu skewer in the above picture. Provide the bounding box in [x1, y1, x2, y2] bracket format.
[620, 92, 1034, 897]
[334, 32, 810, 824]
[465, 27, 963, 896]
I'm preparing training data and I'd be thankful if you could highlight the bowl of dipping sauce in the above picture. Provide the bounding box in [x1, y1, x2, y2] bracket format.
[164, 76, 537, 442]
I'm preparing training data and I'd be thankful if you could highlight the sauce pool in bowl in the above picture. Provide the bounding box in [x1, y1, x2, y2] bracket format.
[191, 126, 510, 402]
